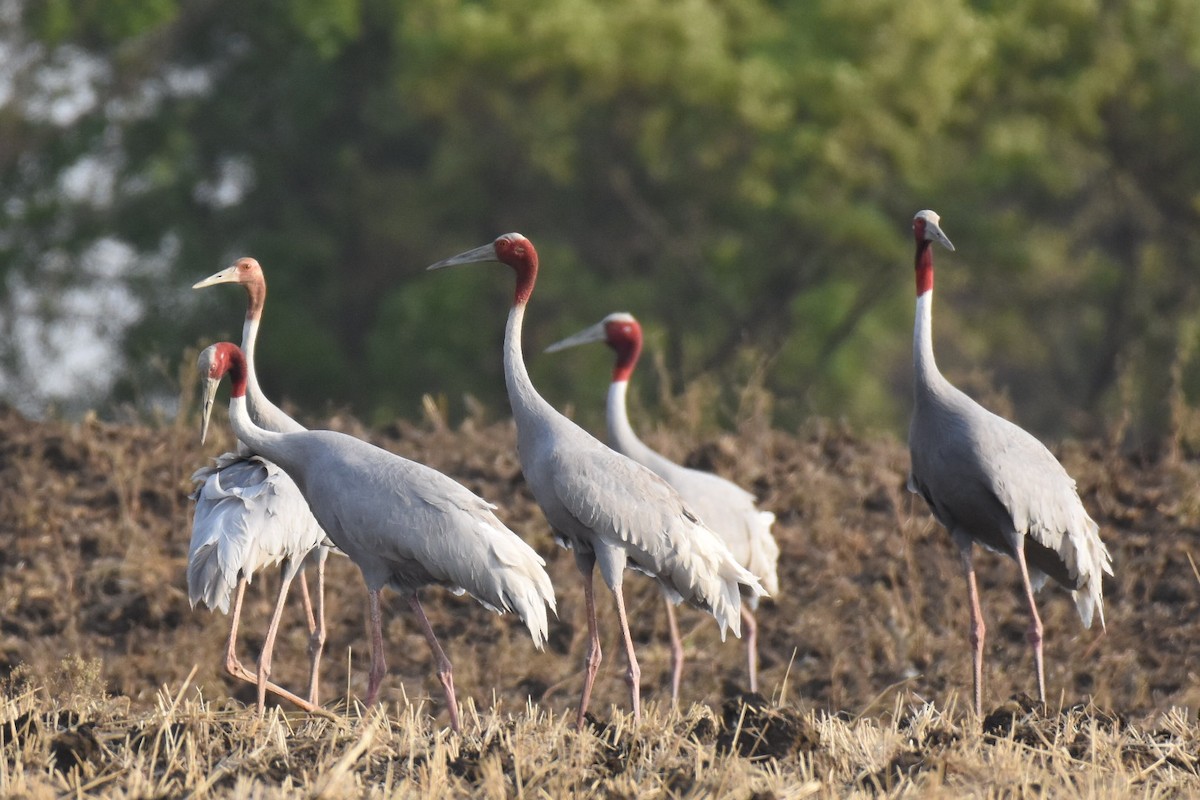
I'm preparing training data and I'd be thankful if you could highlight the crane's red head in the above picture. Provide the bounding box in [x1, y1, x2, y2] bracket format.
[601, 313, 642, 381]
[197, 342, 248, 444]
[545, 311, 643, 382]
[911, 210, 955, 296]
[193, 257, 266, 319]
[427, 233, 539, 306]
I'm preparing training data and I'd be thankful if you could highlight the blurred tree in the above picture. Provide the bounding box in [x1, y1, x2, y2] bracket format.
[1, 0, 1199, 445]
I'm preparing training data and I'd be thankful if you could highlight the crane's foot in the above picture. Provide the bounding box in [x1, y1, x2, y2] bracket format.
[576, 639, 603, 730]
[224, 655, 248, 679]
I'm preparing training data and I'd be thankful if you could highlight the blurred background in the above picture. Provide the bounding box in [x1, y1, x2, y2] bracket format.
[3, 0, 1200, 447]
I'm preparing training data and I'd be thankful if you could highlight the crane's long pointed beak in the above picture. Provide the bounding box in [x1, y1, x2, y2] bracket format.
[927, 221, 955, 252]
[545, 321, 608, 353]
[426, 243, 498, 271]
[199, 376, 220, 444]
[192, 265, 239, 289]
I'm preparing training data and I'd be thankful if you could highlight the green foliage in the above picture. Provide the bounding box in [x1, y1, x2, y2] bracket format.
[3, 0, 1200, 442]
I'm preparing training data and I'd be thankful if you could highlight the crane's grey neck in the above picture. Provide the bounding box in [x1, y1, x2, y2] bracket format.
[913, 291, 949, 400]
[504, 302, 558, 428]
[240, 317, 303, 434]
[226, 394, 290, 469]
[606, 380, 655, 463]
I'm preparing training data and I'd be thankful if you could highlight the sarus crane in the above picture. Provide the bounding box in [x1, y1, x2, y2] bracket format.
[546, 312, 779, 700]
[906, 210, 1112, 716]
[428, 233, 765, 726]
[190, 257, 335, 713]
[198, 342, 556, 732]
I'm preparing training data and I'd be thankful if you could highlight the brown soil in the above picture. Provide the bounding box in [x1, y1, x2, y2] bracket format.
[0, 403, 1197, 729]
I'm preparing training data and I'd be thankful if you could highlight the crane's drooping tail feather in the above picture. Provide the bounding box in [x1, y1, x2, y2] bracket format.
[187, 542, 237, 613]
[1028, 509, 1112, 630]
[666, 518, 767, 641]
[503, 574, 557, 649]
[1069, 515, 1112, 630]
[189, 459, 262, 613]
[188, 453, 320, 614]
[744, 510, 780, 610]
[431, 515, 557, 650]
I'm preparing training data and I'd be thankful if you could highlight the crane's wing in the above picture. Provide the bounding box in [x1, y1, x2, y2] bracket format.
[977, 415, 1113, 626]
[188, 452, 327, 613]
[543, 443, 764, 638]
[659, 464, 781, 599]
[294, 434, 556, 647]
[911, 404, 1112, 628]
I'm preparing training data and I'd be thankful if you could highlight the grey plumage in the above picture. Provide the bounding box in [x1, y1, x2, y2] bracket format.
[189, 257, 335, 713]
[188, 453, 325, 613]
[906, 209, 1113, 716]
[546, 311, 780, 697]
[908, 390, 1109, 625]
[428, 233, 764, 726]
[199, 342, 556, 732]
[258, 427, 556, 637]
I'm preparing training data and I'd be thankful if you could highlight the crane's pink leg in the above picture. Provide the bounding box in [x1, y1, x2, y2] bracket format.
[959, 545, 987, 717]
[222, 574, 319, 711]
[256, 560, 302, 714]
[1012, 542, 1046, 706]
[741, 606, 759, 694]
[224, 577, 250, 678]
[408, 592, 461, 733]
[664, 598, 683, 707]
[364, 589, 387, 707]
[297, 570, 317, 634]
[575, 553, 602, 729]
[612, 585, 642, 723]
[306, 548, 328, 705]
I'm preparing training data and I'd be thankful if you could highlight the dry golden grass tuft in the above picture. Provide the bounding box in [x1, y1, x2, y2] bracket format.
[0, 402, 1199, 795]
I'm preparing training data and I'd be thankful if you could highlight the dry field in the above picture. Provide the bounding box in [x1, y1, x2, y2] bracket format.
[1, 399, 1199, 797]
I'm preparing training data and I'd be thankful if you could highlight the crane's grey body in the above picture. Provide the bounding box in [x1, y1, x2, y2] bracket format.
[905, 210, 1111, 715]
[506, 307, 760, 631]
[605, 382, 780, 604]
[189, 451, 327, 613]
[204, 341, 555, 729]
[427, 233, 763, 725]
[253, 426, 555, 626]
[908, 359, 1108, 620]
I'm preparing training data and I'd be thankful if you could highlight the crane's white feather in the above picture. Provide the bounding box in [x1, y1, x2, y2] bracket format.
[613, 437, 780, 602]
[604, 382, 780, 606]
[188, 452, 327, 613]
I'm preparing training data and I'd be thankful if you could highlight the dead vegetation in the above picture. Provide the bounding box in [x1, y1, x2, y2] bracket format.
[1, 401, 1199, 796]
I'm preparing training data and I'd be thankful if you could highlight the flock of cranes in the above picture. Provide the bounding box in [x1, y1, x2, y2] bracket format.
[187, 211, 1113, 729]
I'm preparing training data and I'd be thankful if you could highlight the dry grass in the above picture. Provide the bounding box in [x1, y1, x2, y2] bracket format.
[1, 403, 1199, 796]
[3, 677, 1198, 797]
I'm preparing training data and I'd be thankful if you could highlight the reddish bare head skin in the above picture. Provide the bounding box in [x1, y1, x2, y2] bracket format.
[913, 216, 934, 295]
[493, 234, 539, 306]
[604, 316, 642, 382]
[231, 258, 267, 320]
[205, 341, 249, 398]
